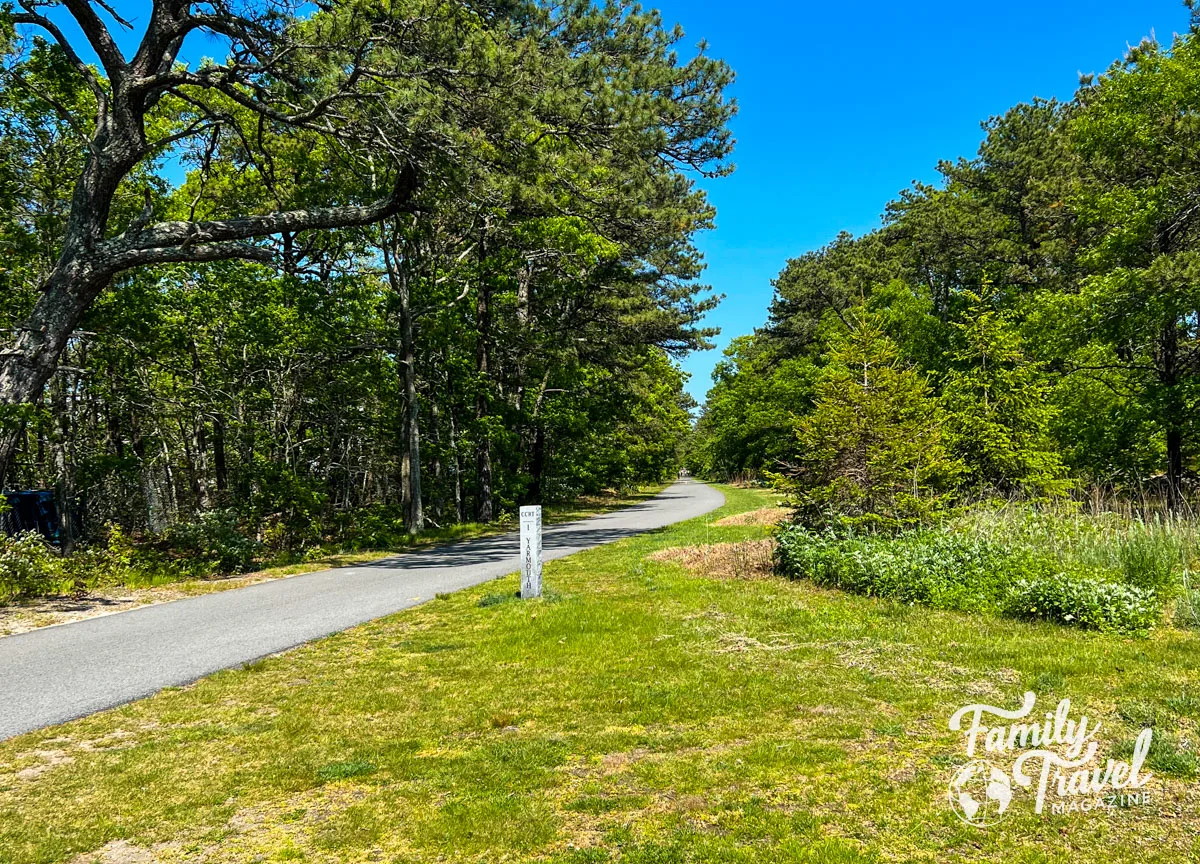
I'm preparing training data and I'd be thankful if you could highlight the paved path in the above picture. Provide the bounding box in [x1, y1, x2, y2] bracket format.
[0, 481, 723, 740]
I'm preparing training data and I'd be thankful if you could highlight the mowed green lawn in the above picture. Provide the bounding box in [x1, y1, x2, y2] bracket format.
[1, 486, 1197, 863]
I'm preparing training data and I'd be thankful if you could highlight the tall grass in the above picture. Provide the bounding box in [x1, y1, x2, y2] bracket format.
[949, 502, 1198, 626]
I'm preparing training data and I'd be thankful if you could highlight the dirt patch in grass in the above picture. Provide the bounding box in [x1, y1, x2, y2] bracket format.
[67, 840, 160, 864]
[9, 749, 74, 782]
[648, 539, 776, 580]
[715, 632, 799, 653]
[713, 506, 789, 527]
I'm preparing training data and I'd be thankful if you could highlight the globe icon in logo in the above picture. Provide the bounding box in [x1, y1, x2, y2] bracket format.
[948, 760, 1012, 826]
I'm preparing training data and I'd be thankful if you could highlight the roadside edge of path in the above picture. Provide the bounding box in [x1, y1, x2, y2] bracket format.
[0, 482, 722, 642]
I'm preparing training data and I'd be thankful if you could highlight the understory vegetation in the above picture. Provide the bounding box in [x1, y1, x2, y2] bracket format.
[688, 12, 1200, 639]
[772, 501, 1200, 637]
[2, 487, 1196, 864]
[0, 487, 663, 604]
[774, 514, 1186, 636]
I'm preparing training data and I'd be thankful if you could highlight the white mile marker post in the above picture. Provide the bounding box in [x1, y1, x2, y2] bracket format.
[520, 505, 543, 599]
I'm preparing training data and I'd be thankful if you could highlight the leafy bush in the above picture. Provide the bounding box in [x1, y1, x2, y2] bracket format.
[62, 523, 137, 590]
[775, 523, 1167, 635]
[0, 531, 68, 601]
[252, 469, 327, 553]
[334, 504, 409, 551]
[775, 526, 1018, 614]
[166, 510, 262, 574]
[1004, 573, 1160, 635]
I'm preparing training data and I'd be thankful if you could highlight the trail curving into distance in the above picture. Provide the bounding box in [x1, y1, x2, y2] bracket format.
[0, 480, 724, 740]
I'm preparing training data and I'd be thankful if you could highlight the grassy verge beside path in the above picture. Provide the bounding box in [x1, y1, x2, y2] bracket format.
[1, 486, 1197, 863]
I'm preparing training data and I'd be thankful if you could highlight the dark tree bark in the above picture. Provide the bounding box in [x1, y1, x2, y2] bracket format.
[473, 218, 494, 522]
[212, 414, 228, 497]
[525, 372, 551, 505]
[49, 373, 75, 552]
[381, 223, 424, 534]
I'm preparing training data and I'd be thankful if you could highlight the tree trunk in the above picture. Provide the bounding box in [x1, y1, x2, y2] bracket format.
[398, 280, 424, 535]
[450, 407, 463, 524]
[1160, 320, 1184, 511]
[430, 400, 444, 522]
[383, 222, 425, 534]
[49, 373, 75, 553]
[529, 426, 546, 505]
[0, 425, 22, 491]
[475, 222, 493, 523]
[213, 414, 228, 498]
[1167, 425, 1184, 511]
[526, 372, 551, 505]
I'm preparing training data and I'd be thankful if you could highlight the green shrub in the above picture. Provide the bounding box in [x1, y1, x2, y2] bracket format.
[61, 523, 137, 590]
[334, 504, 409, 551]
[166, 510, 262, 574]
[775, 526, 1018, 614]
[774, 523, 1167, 635]
[1005, 573, 1160, 635]
[0, 531, 68, 601]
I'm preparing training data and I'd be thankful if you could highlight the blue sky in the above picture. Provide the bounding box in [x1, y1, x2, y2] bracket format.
[647, 0, 1192, 402]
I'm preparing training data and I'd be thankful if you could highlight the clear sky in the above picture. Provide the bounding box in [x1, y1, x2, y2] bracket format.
[646, 0, 1193, 403]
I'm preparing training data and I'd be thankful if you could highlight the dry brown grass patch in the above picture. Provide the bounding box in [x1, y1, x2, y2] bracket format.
[713, 507, 789, 527]
[648, 539, 776, 580]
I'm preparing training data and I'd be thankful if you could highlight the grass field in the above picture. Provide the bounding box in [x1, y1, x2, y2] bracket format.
[1, 485, 1197, 863]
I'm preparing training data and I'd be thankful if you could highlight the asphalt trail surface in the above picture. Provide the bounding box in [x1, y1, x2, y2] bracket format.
[0, 480, 723, 740]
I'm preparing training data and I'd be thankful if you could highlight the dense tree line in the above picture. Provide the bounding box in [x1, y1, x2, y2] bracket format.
[0, 0, 733, 552]
[692, 18, 1200, 519]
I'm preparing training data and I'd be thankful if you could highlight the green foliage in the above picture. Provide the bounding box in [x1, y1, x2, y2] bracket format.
[689, 336, 817, 479]
[775, 513, 1171, 636]
[64, 524, 137, 588]
[0, 532, 67, 602]
[165, 511, 264, 575]
[1005, 573, 1160, 635]
[774, 315, 961, 530]
[940, 289, 1071, 499]
[0, 0, 734, 598]
[773, 525, 1017, 614]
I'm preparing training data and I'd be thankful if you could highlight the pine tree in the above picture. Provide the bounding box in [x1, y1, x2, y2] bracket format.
[940, 289, 1071, 500]
[777, 313, 961, 530]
